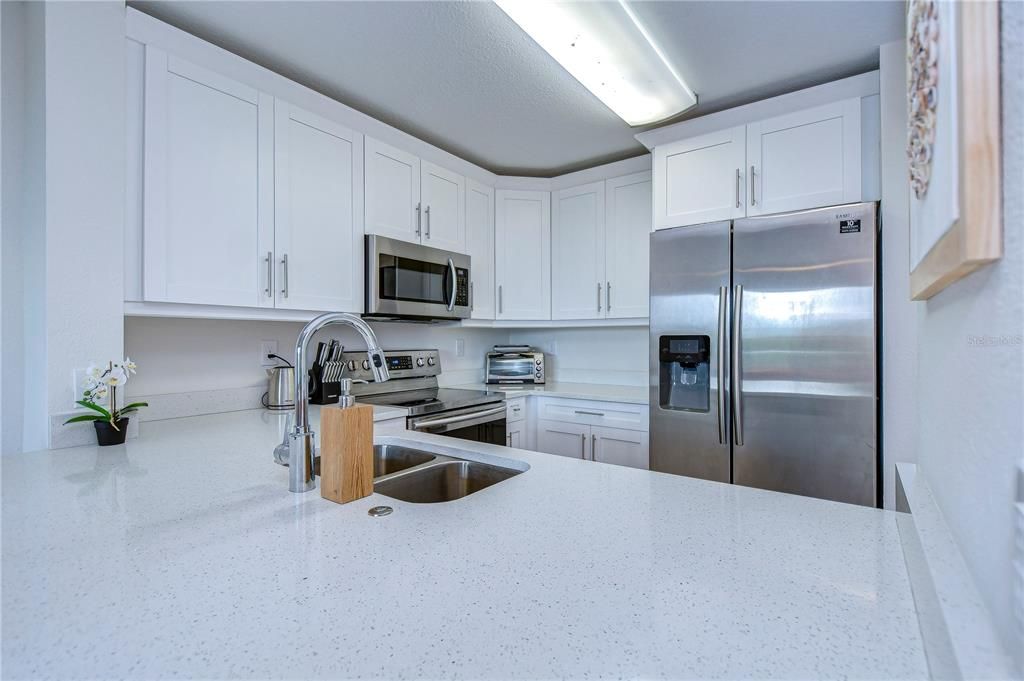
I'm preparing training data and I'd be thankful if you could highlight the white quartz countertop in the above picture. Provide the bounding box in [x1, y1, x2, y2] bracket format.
[2, 409, 927, 680]
[452, 381, 648, 404]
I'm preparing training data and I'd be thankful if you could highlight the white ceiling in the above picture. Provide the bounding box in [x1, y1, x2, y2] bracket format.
[129, 0, 905, 176]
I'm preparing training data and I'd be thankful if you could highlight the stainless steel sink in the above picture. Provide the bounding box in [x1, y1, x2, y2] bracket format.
[374, 459, 521, 503]
[312, 442, 523, 503]
[314, 444, 435, 477]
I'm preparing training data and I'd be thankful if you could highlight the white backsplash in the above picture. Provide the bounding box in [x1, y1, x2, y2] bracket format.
[509, 327, 649, 386]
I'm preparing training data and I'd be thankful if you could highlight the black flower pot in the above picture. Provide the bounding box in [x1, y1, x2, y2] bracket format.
[94, 418, 129, 446]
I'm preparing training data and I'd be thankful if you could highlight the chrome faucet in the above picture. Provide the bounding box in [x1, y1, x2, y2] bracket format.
[279, 312, 390, 493]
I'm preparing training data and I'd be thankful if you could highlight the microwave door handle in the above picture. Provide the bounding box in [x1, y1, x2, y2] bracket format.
[446, 258, 456, 312]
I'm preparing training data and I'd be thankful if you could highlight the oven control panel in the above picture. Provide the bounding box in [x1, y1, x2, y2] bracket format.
[341, 348, 441, 382]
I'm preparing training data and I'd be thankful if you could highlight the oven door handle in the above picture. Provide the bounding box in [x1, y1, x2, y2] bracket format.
[411, 405, 505, 430]
[445, 258, 457, 312]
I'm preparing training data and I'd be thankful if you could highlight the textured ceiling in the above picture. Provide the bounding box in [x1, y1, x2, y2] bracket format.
[129, 0, 904, 176]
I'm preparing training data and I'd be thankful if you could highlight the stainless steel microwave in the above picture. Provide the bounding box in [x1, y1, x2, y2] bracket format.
[486, 351, 545, 384]
[364, 235, 471, 321]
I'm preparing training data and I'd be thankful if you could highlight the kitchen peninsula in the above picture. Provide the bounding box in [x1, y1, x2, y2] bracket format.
[2, 409, 928, 680]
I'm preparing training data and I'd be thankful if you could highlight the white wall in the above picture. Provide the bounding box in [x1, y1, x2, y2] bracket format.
[123, 317, 510, 398]
[41, 2, 126, 446]
[1, 2, 48, 453]
[509, 327, 648, 386]
[911, 2, 1023, 661]
[878, 40, 919, 510]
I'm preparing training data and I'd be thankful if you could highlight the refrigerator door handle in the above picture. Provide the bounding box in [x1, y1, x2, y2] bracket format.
[717, 286, 727, 445]
[732, 284, 744, 446]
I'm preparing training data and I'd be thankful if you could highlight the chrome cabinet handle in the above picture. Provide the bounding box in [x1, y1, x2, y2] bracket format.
[425, 205, 431, 239]
[581, 433, 586, 459]
[498, 285, 503, 314]
[735, 168, 741, 208]
[717, 286, 727, 445]
[607, 281, 612, 313]
[507, 434, 511, 446]
[415, 202, 422, 237]
[749, 166, 756, 206]
[264, 251, 273, 297]
[280, 254, 289, 298]
[574, 410, 604, 417]
[597, 282, 602, 313]
[591, 434, 597, 461]
[732, 284, 744, 446]
[470, 281, 474, 311]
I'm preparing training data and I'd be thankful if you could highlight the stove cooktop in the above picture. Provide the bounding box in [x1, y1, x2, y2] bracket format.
[357, 387, 503, 417]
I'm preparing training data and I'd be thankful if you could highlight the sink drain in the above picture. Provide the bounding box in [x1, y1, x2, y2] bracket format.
[368, 506, 393, 517]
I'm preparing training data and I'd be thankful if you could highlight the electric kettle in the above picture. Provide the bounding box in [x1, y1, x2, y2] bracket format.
[263, 360, 295, 411]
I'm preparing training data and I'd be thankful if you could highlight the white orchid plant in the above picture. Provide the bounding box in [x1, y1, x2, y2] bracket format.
[64, 359, 148, 431]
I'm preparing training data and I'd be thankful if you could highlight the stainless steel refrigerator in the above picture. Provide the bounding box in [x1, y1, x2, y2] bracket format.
[649, 202, 878, 507]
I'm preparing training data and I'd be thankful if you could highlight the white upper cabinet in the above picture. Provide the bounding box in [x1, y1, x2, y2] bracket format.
[420, 161, 466, 252]
[652, 97, 864, 228]
[273, 102, 363, 313]
[495, 190, 551, 320]
[653, 126, 746, 229]
[364, 137, 467, 252]
[465, 179, 495, 320]
[604, 171, 652, 319]
[745, 98, 862, 216]
[552, 181, 605, 320]
[143, 48, 270, 307]
[364, 137, 421, 242]
[550, 172, 652, 321]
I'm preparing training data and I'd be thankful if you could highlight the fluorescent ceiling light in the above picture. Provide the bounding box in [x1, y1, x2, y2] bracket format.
[495, 0, 697, 126]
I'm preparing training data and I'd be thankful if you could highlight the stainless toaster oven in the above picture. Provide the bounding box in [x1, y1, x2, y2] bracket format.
[485, 351, 545, 384]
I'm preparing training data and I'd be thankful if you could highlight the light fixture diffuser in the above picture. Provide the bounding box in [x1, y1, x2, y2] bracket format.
[495, 0, 697, 126]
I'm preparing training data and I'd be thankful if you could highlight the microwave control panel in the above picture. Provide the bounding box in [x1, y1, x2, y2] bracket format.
[456, 268, 469, 307]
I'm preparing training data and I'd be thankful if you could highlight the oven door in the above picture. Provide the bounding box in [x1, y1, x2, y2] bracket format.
[365, 235, 470, 319]
[407, 403, 507, 446]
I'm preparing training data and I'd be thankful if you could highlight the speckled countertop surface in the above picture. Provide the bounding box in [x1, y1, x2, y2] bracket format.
[452, 381, 649, 405]
[2, 409, 927, 680]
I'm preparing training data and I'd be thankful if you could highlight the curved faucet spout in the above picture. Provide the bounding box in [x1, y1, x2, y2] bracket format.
[286, 312, 390, 493]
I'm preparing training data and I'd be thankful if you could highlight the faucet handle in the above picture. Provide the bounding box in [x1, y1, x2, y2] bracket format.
[338, 378, 355, 408]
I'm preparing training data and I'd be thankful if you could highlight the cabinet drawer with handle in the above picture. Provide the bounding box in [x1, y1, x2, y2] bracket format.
[537, 398, 648, 431]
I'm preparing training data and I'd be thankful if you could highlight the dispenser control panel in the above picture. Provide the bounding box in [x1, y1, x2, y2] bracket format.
[658, 335, 711, 413]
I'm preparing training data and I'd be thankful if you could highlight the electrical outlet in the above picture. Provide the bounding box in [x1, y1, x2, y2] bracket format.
[259, 340, 279, 367]
[455, 338, 466, 358]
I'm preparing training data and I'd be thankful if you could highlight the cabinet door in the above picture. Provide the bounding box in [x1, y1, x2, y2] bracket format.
[274, 101, 363, 312]
[746, 98, 861, 216]
[495, 190, 551, 320]
[552, 181, 605, 320]
[420, 161, 465, 252]
[604, 171, 652, 319]
[465, 180, 495, 320]
[591, 426, 649, 469]
[143, 48, 270, 306]
[507, 426, 523, 449]
[535, 420, 589, 459]
[365, 137, 420, 241]
[652, 126, 746, 229]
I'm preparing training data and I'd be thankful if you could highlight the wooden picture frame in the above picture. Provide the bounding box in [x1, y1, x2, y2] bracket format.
[908, 0, 1002, 300]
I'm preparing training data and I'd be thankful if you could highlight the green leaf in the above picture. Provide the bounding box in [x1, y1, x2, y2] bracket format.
[75, 400, 111, 418]
[63, 414, 103, 425]
[120, 402, 149, 411]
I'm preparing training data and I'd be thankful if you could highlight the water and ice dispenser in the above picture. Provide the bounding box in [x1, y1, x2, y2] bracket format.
[658, 335, 710, 412]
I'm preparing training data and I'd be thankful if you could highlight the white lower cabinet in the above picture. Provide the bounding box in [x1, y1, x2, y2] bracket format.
[536, 419, 590, 459]
[591, 426, 649, 469]
[507, 426, 524, 449]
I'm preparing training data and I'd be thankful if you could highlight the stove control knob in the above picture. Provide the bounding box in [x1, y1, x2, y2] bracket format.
[416, 358, 425, 367]
[361, 359, 371, 370]
[426, 357, 436, 366]
[347, 360, 357, 371]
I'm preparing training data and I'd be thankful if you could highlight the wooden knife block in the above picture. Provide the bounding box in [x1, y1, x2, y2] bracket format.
[319, 403, 374, 504]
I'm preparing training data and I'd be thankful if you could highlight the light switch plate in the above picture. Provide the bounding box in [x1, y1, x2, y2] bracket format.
[259, 340, 279, 367]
